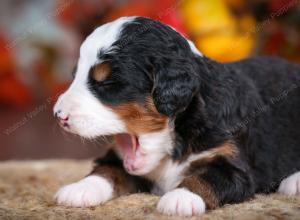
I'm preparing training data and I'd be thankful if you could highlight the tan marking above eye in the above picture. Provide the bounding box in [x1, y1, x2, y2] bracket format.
[91, 62, 111, 82]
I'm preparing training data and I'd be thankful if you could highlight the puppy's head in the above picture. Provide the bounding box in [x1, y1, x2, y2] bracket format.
[53, 16, 202, 175]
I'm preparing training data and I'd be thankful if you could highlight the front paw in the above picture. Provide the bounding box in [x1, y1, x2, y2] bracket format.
[157, 188, 206, 217]
[278, 171, 300, 196]
[54, 175, 113, 207]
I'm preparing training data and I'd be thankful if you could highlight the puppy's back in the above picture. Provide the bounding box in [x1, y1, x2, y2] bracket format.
[229, 57, 300, 191]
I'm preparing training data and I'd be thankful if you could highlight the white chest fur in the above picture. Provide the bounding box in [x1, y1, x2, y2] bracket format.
[146, 158, 186, 195]
[146, 147, 223, 195]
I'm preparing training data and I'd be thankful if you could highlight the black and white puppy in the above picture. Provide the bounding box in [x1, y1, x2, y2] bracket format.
[53, 16, 300, 216]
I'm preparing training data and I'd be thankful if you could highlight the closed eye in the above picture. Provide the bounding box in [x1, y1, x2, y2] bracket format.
[99, 79, 119, 87]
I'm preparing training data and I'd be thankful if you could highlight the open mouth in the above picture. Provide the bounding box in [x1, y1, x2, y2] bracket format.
[114, 133, 144, 172]
[115, 133, 139, 154]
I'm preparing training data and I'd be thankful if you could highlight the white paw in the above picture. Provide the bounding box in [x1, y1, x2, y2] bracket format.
[54, 175, 113, 207]
[157, 188, 206, 217]
[278, 172, 300, 196]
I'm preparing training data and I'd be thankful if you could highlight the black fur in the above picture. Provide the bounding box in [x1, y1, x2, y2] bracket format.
[93, 150, 153, 193]
[88, 17, 300, 207]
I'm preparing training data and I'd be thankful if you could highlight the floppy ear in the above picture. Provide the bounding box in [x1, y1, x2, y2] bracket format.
[152, 58, 199, 117]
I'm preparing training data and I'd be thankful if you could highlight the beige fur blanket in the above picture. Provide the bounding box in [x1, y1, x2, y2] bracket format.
[0, 160, 299, 220]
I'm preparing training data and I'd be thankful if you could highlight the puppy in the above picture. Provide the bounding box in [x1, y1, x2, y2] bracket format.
[53, 16, 300, 216]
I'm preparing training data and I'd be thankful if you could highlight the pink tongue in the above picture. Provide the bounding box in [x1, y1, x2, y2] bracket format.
[114, 134, 136, 159]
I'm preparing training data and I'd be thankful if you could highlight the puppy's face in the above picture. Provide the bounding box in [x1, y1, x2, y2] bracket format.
[54, 17, 201, 175]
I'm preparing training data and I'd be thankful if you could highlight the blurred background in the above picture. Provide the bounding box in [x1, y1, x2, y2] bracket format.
[0, 0, 299, 160]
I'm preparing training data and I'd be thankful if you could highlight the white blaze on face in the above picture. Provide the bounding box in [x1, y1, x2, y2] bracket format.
[53, 17, 135, 138]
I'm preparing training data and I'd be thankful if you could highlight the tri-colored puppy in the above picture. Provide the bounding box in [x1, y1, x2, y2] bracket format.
[53, 16, 300, 216]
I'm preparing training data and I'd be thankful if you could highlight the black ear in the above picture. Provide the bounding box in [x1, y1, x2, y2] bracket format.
[152, 58, 199, 117]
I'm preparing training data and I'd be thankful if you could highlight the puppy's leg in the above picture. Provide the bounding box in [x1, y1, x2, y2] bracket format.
[157, 157, 254, 216]
[278, 171, 300, 196]
[55, 150, 151, 207]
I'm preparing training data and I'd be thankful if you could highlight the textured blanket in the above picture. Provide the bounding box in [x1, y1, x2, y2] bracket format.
[0, 160, 299, 220]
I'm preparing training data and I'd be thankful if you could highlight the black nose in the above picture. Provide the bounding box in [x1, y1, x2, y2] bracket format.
[54, 110, 69, 121]
[54, 110, 61, 119]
